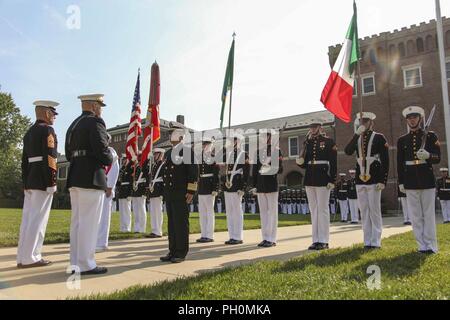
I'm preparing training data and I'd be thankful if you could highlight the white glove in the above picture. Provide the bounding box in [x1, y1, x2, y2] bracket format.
[237, 190, 245, 197]
[249, 188, 257, 195]
[211, 191, 218, 197]
[376, 183, 385, 191]
[416, 149, 430, 160]
[296, 157, 305, 166]
[399, 184, 406, 194]
[326, 183, 335, 190]
[46, 186, 57, 194]
[356, 125, 367, 136]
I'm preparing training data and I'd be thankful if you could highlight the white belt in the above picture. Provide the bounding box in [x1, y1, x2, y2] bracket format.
[137, 178, 147, 184]
[121, 182, 130, 185]
[308, 160, 329, 165]
[200, 173, 214, 178]
[228, 168, 243, 176]
[151, 177, 163, 184]
[440, 189, 450, 191]
[28, 156, 43, 163]
[405, 160, 426, 166]
[338, 191, 347, 193]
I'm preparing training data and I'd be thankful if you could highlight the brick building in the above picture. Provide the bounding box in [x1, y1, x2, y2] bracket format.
[330, 18, 450, 210]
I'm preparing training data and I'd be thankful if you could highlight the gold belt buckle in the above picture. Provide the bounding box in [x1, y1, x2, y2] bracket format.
[414, 160, 420, 165]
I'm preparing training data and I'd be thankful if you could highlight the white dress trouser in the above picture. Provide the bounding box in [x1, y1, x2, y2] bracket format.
[17, 190, 53, 265]
[305, 187, 330, 244]
[406, 189, 438, 252]
[338, 199, 349, 221]
[148, 197, 164, 236]
[257, 192, 279, 243]
[348, 199, 359, 222]
[217, 203, 222, 213]
[199, 194, 216, 239]
[224, 192, 244, 241]
[440, 200, 450, 222]
[96, 194, 113, 249]
[401, 198, 411, 223]
[131, 196, 147, 233]
[69, 188, 104, 272]
[356, 185, 383, 247]
[119, 198, 132, 232]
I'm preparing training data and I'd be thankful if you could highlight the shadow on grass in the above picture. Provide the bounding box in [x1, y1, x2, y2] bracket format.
[345, 251, 430, 282]
[275, 246, 367, 273]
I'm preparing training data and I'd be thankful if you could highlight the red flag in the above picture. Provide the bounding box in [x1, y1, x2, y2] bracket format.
[141, 62, 161, 166]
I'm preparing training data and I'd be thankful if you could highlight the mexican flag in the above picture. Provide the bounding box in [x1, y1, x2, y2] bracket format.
[320, 1, 360, 123]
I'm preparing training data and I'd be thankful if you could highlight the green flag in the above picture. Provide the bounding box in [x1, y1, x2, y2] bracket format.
[347, 1, 360, 75]
[220, 38, 235, 129]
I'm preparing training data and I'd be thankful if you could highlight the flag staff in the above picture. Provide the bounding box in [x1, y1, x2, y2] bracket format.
[435, 0, 450, 166]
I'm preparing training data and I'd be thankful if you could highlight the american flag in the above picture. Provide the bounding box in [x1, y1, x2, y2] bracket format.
[126, 70, 142, 163]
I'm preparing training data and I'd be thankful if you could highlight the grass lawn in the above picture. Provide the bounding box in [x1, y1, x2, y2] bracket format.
[86, 224, 450, 300]
[0, 208, 312, 248]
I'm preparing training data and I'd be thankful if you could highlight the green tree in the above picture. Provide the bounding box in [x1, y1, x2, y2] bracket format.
[0, 91, 32, 199]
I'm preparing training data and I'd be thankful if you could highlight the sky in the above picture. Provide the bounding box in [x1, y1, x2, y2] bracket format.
[0, 0, 449, 153]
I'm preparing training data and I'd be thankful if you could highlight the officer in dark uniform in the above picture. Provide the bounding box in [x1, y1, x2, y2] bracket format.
[398, 106, 440, 253]
[160, 123, 198, 263]
[17, 100, 59, 269]
[66, 94, 112, 275]
[117, 159, 133, 232]
[146, 148, 166, 238]
[296, 119, 337, 250]
[345, 112, 389, 249]
[250, 130, 283, 247]
[197, 137, 220, 243]
[347, 170, 359, 224]
[223, 137, 250, 245]
[436, 168, 450, 224]
[336, 173, 349, 222]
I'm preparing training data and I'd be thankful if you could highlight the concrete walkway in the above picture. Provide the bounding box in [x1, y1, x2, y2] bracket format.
[0, 217, 412, 300]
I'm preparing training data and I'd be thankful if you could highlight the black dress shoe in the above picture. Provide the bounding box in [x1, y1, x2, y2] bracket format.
[404, 222, 412, 226]
[350, 221, 359, 225]
[18, 259, 52, 269]
[258, 240, 267, 247]
[146, 233, 162, 238]
[160, 254, 173, 262]
[364, 245, 373, 250]
[308, 243, 319, 250]
[81, 266, 108, 275]
[196, 238, 206, 243]
[170, 257, 185, 263]
[262, 241, 276, 248]
[203, 238, 214, 243]
[316, 243, 329, 250]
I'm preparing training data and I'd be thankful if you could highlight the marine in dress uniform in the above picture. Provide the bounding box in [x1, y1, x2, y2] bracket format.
[436, 168, 450, 224]
[17, 100, 59, 268]
[96, 137, 120, 252]
[296, 120, 337, 250]
[336, 173, 349, 222]
[130, 154, 148, 233]
[223, 138, 250, 245]
[300, 188, 309, 215]
[197, 138, 220, 243]
[397, 184, 411, 225]
[66, 94, 113, 275]
[216, 195, 223, 213]
[347, 170, 359, 224]
[250, 132, 283, 247]
[146, 148, 166, 238]
[117, 159, 133, 232]
[160, 124, 198, 263]
[329, 189, 337, 215]
[344, 112, 389, 249]
[397, 106, 440, 253]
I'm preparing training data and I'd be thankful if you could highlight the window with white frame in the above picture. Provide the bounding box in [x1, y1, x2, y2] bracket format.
[58, 166, 68, 180]
[402, 64, 423, 89]
[288, 137, 299, 157]
[362, 74, 376, 95]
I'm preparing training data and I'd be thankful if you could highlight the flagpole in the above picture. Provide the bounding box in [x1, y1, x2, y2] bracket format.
[435, 0, 450, 166]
